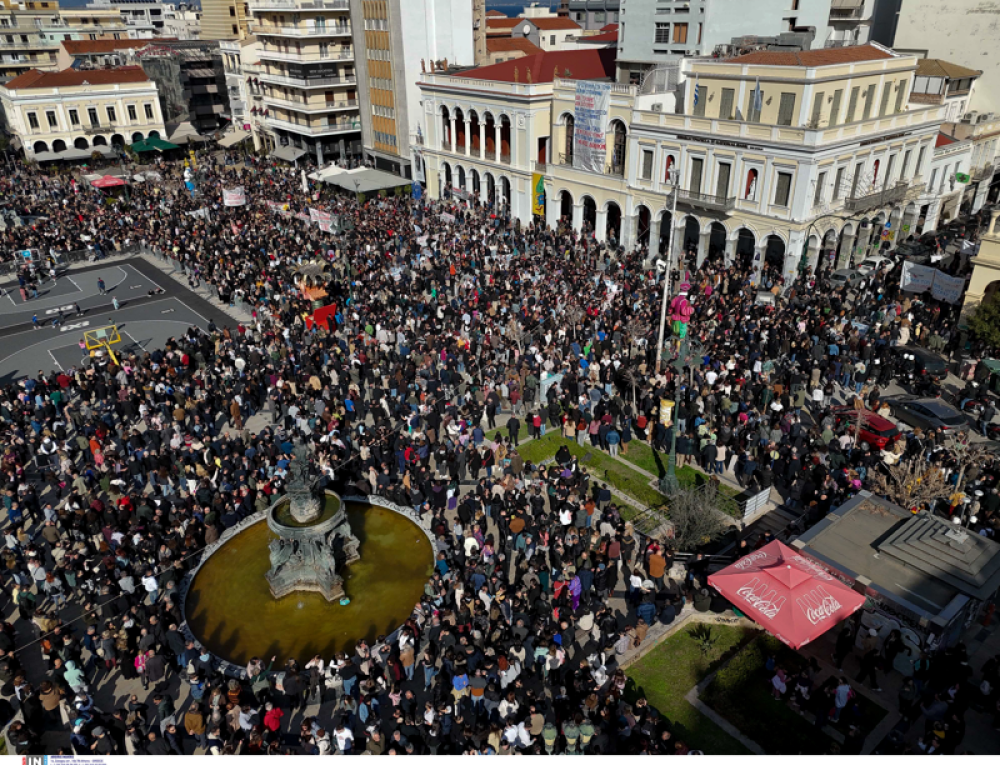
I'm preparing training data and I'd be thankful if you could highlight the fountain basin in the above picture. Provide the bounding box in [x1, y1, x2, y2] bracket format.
[184, 501, 434, 666]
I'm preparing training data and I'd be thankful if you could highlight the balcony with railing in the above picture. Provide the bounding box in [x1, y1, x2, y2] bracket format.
[253, 23, 351, 36]
[265, 114, 360, 136]
[676, 188, 736, 212]
[259, 47, 353, 63]
[263, 93, 357, 112]
[974, 163, 996, 181]
[844, 182, 909, 212]
[259, 71, 356, 88]
[249, 0, 349, 10]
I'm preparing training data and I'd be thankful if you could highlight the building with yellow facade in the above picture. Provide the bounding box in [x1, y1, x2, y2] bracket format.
[0, 65, 165, 160]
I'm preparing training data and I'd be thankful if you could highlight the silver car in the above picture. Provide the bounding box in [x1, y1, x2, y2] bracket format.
[829, 269, 866, 289]
[887, 397, 969, 433]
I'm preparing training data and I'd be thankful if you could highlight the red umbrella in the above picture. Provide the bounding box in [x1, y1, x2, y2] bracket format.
[90, 175, 127, 189]
[708, 540, 865, 649]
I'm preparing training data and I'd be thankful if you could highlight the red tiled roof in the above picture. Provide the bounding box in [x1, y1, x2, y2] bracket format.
[487, 38, 544, 56]
[935, 132, 958, 148]
[486, 17, 520, 29]
[486, 9, 506, 16]
[600, 23, 619, 32]
[3, 66, 150, 90]
[528, 17, 581, 31]
[61, 39, 175, 55]
[585, 30, 619, 43]
[727, 43, 895, 67]
[452, 47, 616, 84]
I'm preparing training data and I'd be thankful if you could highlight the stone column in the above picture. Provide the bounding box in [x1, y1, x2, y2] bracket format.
[449, 117, 456, 153]
[622, 213, 634, 251]
[595, 208, 608, 242]
[478, 122, 486, 159]
[649, 216, 661, 256]
[696, 231, 710, 269]
[724, 238, 736, 268]
[671, 220, 685, 261]
[572, 202, 584, 233]
[546, 187, 559, 230]
[316, 142, 324, 165]
[463, 119, 471, 156]
[837, 232, 855, 270]
[494, 124, 502, 162]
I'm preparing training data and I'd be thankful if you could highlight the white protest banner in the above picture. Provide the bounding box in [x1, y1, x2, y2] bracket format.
[573, 81, 612, 174]
[222, 187, 246, 206]
[440, 212, 456, 224]
[900, 261, 935, 293]
[930, 271, 966, 304]
[309, 207, 333, 231]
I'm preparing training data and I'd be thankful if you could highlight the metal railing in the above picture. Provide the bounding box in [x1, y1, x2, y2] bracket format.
[844, 181, 909, 212]
[263, 94, 357, 111]
[259, 47, 353, 63]
[676, 188, 736, 212]
[259, 72, 356, 88]
[249, 0, 349, 9]
[265, 114, 359, 135]
[255, 24, 351, 36]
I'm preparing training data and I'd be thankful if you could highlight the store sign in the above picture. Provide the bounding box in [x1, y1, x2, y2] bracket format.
[671, 134, 764, 151]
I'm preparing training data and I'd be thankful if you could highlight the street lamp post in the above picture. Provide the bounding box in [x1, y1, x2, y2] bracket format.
[655, 167, 680, 373]
[660, 332, 702, 495]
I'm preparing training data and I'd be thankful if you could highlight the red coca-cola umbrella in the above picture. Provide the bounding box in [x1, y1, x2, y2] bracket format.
[90, 175, 127, 189]
[708, 540, 865, 649]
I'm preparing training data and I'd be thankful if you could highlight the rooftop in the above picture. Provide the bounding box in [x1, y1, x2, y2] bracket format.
[61, 39, 176, 55]
[486, 38, 543, 56]
[935, 132, 958, 148]
[528, 17, 581, 31]
[449, 47, 615, 84]
[486, 17, 520, 29]
[583, 29, 618, 43]
[916, 58, 982, 80]
[726, 42, 896, 67]
[794, 493, 979, 619]
[2, 65, 150, 90]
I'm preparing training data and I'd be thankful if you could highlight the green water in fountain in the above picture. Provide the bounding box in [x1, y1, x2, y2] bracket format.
[185, 502, 434, 665]
[272, 493, 341, 528]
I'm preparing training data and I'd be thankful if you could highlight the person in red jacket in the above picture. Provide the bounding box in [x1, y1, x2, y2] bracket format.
[263, 702, 283, 737]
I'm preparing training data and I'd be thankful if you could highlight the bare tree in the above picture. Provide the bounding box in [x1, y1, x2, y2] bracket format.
[620, 367, 642, 411]
[662, 486, 730, 551]
[869, 451, 951, 510]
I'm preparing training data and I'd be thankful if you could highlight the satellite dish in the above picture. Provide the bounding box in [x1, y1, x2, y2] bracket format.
[522, 24, 531, 35]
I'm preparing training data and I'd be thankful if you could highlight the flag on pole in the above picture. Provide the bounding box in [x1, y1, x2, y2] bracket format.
[752, 77, 763, 116]
[693, 75, 700, 107]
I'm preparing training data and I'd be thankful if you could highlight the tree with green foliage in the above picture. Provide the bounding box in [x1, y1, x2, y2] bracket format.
[968, 292, 1000, 350]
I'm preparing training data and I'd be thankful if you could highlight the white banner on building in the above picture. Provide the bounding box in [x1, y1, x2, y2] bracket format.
[573, 81, 612, 174]
[223, 187, 247, 206]
[930, 271, 966, 304]
[900, 261, 936, 293]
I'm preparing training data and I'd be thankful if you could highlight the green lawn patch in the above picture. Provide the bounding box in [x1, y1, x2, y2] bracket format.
[701, 635, 887, 754]
[621, 442, 742, 518]
[625, 622, 756, 755]
[513, 431, 670, 508]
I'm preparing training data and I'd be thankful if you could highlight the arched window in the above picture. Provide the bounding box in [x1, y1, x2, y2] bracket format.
[744, 168, 758, 200]
[664, 154, 675, 182]
[564, 115, 575, 163]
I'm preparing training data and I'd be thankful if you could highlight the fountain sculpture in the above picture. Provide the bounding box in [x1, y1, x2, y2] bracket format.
[265, 441, 360, 601]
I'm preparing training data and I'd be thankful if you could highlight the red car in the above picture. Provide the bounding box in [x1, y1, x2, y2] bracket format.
[830, 407, 901, 450]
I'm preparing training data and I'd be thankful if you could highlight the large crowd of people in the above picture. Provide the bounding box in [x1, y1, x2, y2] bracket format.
[0, 151, 998, 755]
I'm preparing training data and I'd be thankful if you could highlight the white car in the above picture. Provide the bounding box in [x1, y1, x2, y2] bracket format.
[856, 255, 893, 274]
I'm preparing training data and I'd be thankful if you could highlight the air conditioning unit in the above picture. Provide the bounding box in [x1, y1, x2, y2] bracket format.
[650, 102, 663, 112]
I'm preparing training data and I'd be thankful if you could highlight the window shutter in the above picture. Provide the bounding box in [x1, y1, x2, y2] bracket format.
[716, 162, 731, 199]
[689, 157, 704, 192]
[810, 91, 824, 126]
[846, 86, 859, 122]
[829, 89, 842, 126]
[878, 82, 892, 117]
[777, 93, 796, 126]
[719, 88, 734, 120]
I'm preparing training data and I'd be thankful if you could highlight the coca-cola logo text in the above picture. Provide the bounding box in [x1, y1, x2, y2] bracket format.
[796, 585, 843, 625]
[736, 577, 785, 619]
[734, 551, 768, 570]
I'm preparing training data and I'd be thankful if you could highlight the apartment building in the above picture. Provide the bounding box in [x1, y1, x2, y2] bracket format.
[915, 132, 972, 234]
[350, 0, 473, 178]
[83, 0, 164, 36]
[0, 9, 60, 79]
[949, 112, 1000, 213]
[0, 64, 165, 159]
[219, 37, 258, 130]
[566, 0, 620, 31]
[139, 42, 229, 132]
[201, 0, 251, 40]
[163, 2, 200, 40]
[909, 59, 981, 125]
[248, 0, 359, 164]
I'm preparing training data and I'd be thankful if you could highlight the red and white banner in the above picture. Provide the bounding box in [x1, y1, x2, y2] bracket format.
[223, 187, 247, 206]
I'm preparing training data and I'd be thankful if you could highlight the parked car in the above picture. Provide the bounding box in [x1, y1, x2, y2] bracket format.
[886, 397, 969, 433]
[896, 241, 935, 264]
[829, 406, 902, 450]
[856, 255, 894, 275]
[829, 269, 866, 289]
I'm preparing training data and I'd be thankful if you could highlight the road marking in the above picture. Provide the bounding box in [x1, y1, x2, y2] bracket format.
[161, 309, 175, 314]
[45, 305, 75, 315]
[130, 284, 143, 290]
[47, 349, 63, 371]
[60, 321, 89, 333]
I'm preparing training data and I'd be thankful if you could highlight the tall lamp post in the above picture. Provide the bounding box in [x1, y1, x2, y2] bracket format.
[655, 167, 680, 373]
[659, 290, 699, 495]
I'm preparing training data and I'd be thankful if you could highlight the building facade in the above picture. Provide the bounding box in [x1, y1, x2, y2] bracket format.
[965, 210, 1000, 319]
[949, 112, 1000, 214]
[201, 0, 251, 40]
[139, 41, 229, 132]
[219, 36, 257, 130]
[249, 0, 360, 164]
[566, 0, 619, 31]
[163, 2, 201, 40]
[916, 132, 972, 234]
[0, 8, 61, 80]
[350, 0, 473, 178]
[0, 65, 166, 158]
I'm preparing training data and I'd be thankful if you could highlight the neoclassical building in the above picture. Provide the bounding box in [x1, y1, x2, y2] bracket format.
[418, 43, 947, 283]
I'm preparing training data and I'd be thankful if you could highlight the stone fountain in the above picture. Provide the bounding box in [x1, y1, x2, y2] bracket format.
[265, 441, 360, 602]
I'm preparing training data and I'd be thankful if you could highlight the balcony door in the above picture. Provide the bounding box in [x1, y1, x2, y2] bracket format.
[715, 162, 731, 200]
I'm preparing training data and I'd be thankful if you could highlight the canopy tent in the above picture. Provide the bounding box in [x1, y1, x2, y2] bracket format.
[217, 130, 251, 148]
[166, 121, 209, 145]
[271, 144, 306, 163]
[312, 166, 410, 195]
[91, 175, 128, 189]
[34, 146, 113, 162]
[130, 137, 179, 153]
[708, 540, 865, 649]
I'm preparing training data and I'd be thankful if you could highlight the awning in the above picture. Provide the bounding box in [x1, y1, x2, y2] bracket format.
[707, 540, 866, 649]
[166, 121, 209, 145]
[91, 175, 127, 189]
[313, 166, 411, 195]
[271, 144, 306, 163]
[131, 137, 180, 153]
[217, 130, 251, 148]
